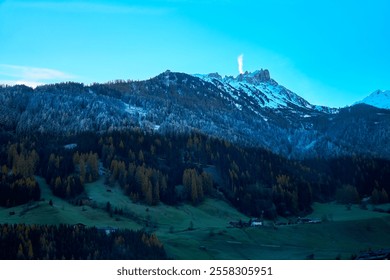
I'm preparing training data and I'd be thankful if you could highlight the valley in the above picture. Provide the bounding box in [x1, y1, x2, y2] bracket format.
[1, 174, 389, 260]
[1, 70, 390, 259]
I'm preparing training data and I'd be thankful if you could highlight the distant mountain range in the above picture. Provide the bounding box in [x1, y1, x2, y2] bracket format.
[1, 69, 389, 159]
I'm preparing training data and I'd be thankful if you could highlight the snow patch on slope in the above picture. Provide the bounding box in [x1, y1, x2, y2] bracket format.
[124, 103, 147, 116]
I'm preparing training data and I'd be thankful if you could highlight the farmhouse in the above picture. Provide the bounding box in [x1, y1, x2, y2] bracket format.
[250, 219, 263, 227]
[97, 226, 117, 235]
[73, 223, 86, 228]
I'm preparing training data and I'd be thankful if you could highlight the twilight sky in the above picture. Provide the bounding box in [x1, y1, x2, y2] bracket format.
[0, 0, 389, 107]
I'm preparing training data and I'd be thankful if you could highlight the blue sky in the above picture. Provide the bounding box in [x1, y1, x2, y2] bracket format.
[0, 0, 389, 107]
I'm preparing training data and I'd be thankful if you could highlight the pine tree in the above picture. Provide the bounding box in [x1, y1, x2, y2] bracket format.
[27, 241, 34, 259]
[66, 179, 72, 198]
[55, 176, 62, 191]
[88, 152, 99, 180]
[17, 243, 25, 259]
[138, 150, 144, 163]
[79, 159, 86, 184]
[1, 165, 8, 175]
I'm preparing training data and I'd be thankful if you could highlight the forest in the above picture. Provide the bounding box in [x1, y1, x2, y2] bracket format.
[0, 223, 167, 260]
[1, 128, 390, 259]
[1, 129, 389, 218]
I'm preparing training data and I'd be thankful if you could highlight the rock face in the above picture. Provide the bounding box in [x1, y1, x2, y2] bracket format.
[207, 69, 271, 84]
[236, 69, 271, 84]
[207, 72, 222, 80]
[1, 70, 390, 159]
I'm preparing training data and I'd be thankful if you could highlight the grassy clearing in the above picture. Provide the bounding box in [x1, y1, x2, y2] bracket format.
[1, 176, 390, 259]
[309, 202, 390, 221]
[0, 176, 140, 229]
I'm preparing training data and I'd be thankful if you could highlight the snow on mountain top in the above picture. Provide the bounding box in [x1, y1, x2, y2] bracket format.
[194, 69, 272, 85]
[193, 70, 314, 110]
[356, 90, 390, 110]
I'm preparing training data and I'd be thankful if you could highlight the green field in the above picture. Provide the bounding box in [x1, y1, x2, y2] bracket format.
[1, 176, 390, 259]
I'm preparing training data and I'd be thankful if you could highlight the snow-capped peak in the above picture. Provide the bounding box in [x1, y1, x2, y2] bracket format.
[355, 90, 390, 110]
[194, 70, 314, 110]
[195, 69, 272, 85]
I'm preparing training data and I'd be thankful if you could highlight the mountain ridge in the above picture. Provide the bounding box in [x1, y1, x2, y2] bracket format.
[1, 69, 389, 159]
[194, 70, 338, 114]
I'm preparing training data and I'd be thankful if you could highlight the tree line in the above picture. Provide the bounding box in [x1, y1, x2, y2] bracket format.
[0, 223, 167, 260]
[0, 142, 40, 207]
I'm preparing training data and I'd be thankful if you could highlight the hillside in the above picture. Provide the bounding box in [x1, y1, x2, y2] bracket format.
[1, 70, 390, 259]
[2, 175, 390, 260]
[1, 70, 390, 159]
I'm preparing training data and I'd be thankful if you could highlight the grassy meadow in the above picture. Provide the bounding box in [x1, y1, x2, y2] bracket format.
[1, 176, 390, 260]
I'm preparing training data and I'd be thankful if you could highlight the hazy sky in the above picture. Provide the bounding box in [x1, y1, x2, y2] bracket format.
[0, 0, 389, 107]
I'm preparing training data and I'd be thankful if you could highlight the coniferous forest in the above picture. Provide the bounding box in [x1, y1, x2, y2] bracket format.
[1, 123, 390, 259]
[0, 223, 166, 260]
[1, 129, 390, 217]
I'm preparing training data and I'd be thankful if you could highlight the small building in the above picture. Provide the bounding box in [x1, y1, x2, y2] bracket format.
[73, 223, 86, 229]
[250, 219, 263, 227]
[97, 226, 117, 235]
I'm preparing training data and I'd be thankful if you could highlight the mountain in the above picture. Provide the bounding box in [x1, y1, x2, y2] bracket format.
[1, 70, 390, 159]
[355, 90, 390, 110]
[194, 70, 332, 113]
